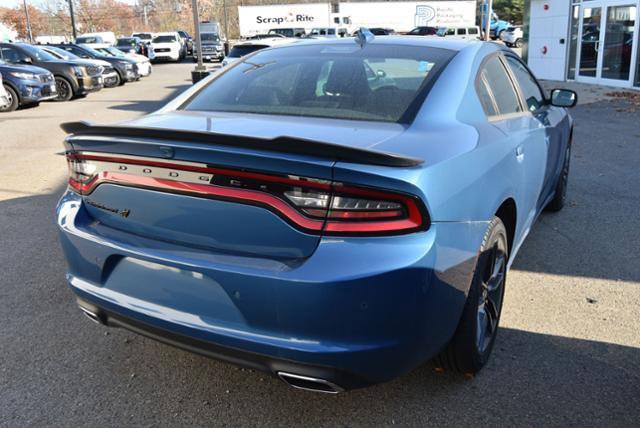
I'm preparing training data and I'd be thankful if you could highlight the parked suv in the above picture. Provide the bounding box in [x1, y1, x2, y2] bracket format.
[52, 44, 139, 86]
[151, 32, 182, 62]
[93, 45, 151, 77]
[116, 37, 144, 55]
[500, 26, 524, 48]
[0, 43, 102, 101]
[40, 45, 120, 88]
[0, 59, 57, 112]
[177, 30, 193, 55]
[193, 32, 224, 62]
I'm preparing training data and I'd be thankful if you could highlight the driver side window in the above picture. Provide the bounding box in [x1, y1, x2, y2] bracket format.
[504, 55, 546, 113]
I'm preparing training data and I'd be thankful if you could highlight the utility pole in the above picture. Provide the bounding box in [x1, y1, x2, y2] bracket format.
[68, 0, 77, 40]
[484, 0, 493, 41]
[22, 0, 33, 43]
[222, 0, 229, 40]
[143, 4, 148, 28]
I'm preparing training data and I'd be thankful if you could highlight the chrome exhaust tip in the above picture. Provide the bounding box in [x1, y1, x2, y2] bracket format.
[277, 372, 344, 394]
[79, 306, 105, 325]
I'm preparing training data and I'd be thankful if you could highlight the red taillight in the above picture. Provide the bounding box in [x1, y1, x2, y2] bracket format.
[66, 153, 429, 235]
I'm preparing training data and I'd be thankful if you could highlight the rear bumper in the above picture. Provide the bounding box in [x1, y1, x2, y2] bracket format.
[57, 191, 487, 388]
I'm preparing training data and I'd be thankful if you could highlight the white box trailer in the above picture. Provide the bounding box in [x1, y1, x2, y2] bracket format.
[338, 1, 477, 33]
[238, 1, 477, 37]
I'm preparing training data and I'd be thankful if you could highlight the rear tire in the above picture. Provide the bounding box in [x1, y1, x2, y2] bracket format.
[515, 38, 523, 48]
[434, 216, 508, 374]
[546, 140, 572, 212]
[1, 84, 19, 112]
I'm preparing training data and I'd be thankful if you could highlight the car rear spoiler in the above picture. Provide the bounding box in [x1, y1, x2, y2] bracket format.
[60, 121, 423, 168]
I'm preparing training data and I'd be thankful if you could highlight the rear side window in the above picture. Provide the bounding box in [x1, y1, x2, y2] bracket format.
[504, 55, 546, 112]
[468, 27, 479, 35]
[477, 56, 522, 117]
[457, 28, 467, 35]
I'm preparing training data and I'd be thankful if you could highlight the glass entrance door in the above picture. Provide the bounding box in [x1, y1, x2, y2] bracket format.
[576, 2, 639, 87]
[578, 6, 602, 78]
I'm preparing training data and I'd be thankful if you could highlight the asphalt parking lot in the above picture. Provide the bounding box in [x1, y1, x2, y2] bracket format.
[1, 62, 639, 426]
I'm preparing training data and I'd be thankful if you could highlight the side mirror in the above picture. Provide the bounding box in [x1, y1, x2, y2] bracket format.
[550, 89, 578, 108]
[376, 69, 387, 78]
[20, 57, 33, 64]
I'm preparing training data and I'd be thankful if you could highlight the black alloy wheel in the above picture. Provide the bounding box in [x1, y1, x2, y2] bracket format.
[55, 76, 73, 101]
[435, 216, 508, 374]
[475, 233, 507, 354]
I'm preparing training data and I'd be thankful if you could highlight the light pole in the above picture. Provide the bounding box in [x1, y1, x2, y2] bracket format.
[484, 0, 493, 41]
[22, 0, 33, 43]
[190, 0, 208, 83]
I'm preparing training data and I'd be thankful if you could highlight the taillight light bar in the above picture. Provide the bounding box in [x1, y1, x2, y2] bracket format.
[66, 153, 429, 236]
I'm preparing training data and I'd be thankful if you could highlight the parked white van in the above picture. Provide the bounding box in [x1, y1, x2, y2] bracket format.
[436, 26, 481, 40]
[307, 27, 350, 39]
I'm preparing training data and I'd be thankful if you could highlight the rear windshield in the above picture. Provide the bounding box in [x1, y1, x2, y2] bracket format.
[228, 44, 267, 58]
[183, 43, 454, 123]
[153, 35, 176, 43]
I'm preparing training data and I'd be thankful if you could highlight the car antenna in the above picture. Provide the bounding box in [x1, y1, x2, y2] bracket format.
[355, 27, 374, 48]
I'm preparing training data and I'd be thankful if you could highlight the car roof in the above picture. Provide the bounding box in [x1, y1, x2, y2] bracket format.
[276, 35, 483, 52]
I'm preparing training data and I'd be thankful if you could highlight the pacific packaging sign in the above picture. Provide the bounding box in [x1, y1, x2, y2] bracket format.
[238, 1, 476, 36]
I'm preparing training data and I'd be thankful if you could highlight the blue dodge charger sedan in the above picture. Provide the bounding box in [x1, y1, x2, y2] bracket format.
[57, 36, 576, 392]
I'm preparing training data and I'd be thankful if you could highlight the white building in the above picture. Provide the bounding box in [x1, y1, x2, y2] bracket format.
[526, 0, 639, 88]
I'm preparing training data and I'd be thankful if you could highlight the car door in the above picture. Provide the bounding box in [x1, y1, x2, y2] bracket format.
[502, 54, 570, 210]
[476, 54, 548, 242]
